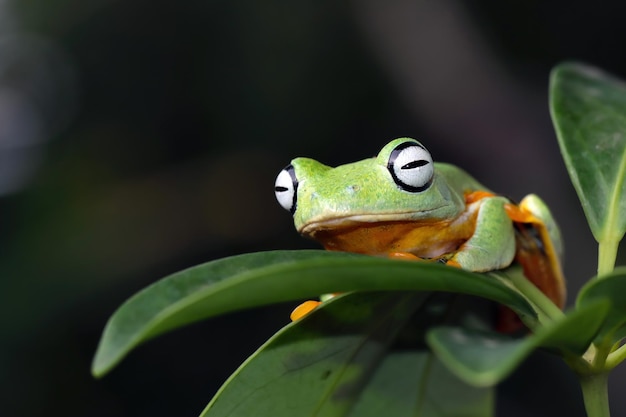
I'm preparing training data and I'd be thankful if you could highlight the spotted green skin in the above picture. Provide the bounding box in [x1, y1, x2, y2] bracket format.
[293, 139, 476, 228]
[289, 138, 521, 272]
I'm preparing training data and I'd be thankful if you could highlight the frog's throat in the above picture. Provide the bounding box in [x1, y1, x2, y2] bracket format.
[299, 215, 471, 259]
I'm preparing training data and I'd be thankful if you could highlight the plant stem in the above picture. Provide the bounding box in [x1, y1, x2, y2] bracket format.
[507, 270, 564, 323]
[578, 372, 610, 417]
[606, 343, 626, 369]
[598, 238, 619, 277]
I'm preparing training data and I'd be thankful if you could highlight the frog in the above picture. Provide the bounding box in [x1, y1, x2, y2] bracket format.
[274, 138, 566, 326]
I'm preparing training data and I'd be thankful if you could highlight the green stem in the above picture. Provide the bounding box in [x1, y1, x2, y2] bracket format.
[606, 343, 626, 369]
[598, 238, 619, 277]
[578, 372, 610, 417]
[508, 270, 565, 323]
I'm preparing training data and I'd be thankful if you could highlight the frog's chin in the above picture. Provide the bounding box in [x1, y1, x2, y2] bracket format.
[298, 212, 438, 236]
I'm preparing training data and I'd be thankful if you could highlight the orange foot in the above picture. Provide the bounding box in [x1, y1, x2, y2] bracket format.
[290, 300, 321, 321]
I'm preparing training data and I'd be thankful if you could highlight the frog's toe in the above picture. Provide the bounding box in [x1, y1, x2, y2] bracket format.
[446, 259, 462, 268]
[388, 252, 421, 260]
[290, 300, 321, 321]
[464, 190, 496, 204]
[504, 202, 539, 224]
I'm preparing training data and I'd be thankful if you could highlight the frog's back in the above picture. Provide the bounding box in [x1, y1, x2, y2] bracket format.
[434, 162, 491, 194]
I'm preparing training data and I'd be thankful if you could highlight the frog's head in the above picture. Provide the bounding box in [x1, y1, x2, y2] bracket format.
[274, 138, 466, 236]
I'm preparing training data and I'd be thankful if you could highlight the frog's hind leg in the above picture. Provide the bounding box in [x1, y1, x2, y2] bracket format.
[517, 194, 563, 258]
[506, 194, 566, 309]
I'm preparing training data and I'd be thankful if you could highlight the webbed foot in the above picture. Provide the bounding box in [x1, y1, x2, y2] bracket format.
[290, 300, 321, 321]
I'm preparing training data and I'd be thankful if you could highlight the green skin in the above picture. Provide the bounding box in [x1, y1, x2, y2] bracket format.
[287, 138, 561, 272]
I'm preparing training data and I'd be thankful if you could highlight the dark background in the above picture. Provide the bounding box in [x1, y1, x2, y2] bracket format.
[1, 1, 625, 416]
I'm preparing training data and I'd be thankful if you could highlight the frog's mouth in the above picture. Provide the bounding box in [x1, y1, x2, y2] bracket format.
[298, 211, 440, 236]
[299, 212, 433, 237]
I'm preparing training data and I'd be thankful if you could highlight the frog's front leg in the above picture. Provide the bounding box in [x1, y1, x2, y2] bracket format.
[448, 196, 516, 272]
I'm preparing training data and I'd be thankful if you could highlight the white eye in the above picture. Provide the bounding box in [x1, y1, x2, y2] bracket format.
[274, 165, 298, 213]
[387, 141, 434, 192]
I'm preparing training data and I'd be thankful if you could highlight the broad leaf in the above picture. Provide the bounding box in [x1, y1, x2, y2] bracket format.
[201, 292, 423, 417]
[346, 351, 492, 417]
[347, 295, 494, 417]
[202, 291, 493, 417]
[427, 300, 610, 386]
[577, 267, 626, 340]
[550, 62, 626, 245]
[93, 250, 535, 377]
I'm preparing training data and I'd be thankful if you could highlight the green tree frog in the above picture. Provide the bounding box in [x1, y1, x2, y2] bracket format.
[275, 138, 566, 326]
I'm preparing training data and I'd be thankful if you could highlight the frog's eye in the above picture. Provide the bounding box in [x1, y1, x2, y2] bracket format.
[387, 141, 434, 192]
[275, 164, 298, 214]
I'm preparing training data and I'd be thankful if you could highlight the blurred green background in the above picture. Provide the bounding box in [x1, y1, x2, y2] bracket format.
[2, 1, 625, 416]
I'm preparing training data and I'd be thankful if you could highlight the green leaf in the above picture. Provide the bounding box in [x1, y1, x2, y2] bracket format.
[201, 292, 423, 417]
[92, 250, 535, 377]
[426, 300, 610, 386]
[347, 347, 492, 417]
[577, 267, 626, 340]
[202, 291, 493, 417]
[550, 62, 626, 272]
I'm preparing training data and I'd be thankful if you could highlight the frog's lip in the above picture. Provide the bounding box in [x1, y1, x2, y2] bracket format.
[298, 211, 440, 235]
